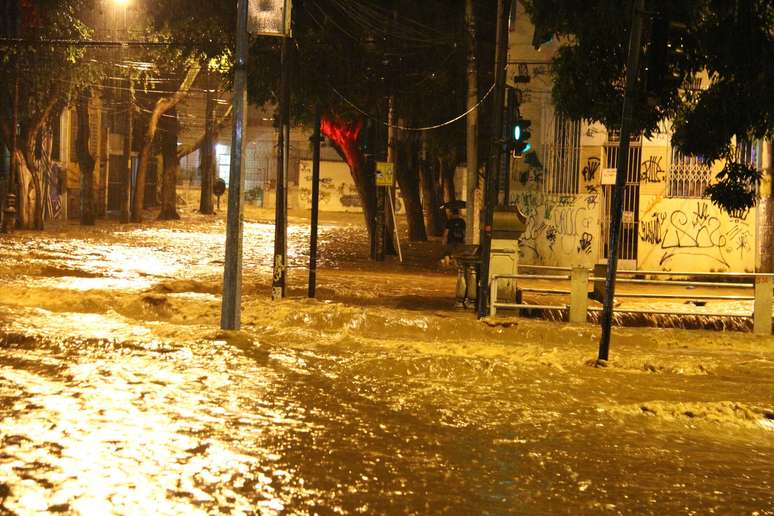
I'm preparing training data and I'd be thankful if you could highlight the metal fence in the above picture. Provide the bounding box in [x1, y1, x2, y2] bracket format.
[489, 264, 774, 334]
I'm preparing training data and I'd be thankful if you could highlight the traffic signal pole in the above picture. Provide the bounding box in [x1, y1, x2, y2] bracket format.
[598, 0, 646, 360]
[477, 0, 511, 318]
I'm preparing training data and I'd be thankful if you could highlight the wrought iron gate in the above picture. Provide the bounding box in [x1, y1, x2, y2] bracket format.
[601, 142, 641, 265]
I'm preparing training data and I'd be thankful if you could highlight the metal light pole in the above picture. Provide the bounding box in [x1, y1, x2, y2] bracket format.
[220, 0, 249, 329]
[308, 105, 321, 298]
[598, 0, 646, 361]
[271, 35, 291, 301]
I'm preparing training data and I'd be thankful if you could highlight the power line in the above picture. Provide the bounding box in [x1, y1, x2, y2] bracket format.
[331, 82, 496, 132]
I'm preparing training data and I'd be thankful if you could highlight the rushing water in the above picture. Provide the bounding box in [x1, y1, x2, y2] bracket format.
[0, 216, 772, 514]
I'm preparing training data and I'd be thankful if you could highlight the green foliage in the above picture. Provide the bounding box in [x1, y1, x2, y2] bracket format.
[705, 161, 762, 217]
[524, 0, 774, 213]
[0, 0, 100, 138]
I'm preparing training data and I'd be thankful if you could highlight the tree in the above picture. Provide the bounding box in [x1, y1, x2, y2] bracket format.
[131, 63, 200, 222]
[152, 0, 496, 251]
[158, 105, 180, 220]
[0, 0, 96, 229]
[75, 88, 96, 225]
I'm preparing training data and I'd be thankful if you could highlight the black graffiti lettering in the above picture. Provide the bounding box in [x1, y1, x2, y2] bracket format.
[660, 208, 729, 267]
[578, 232, 593, 255]
[639, 212, 666, 245]
[640, 156, 665, 183]
[558, 195, 575, 206]
[546, 226, 557, 249]
[691, 202, 711, 226]
[582, 157, 600, 182]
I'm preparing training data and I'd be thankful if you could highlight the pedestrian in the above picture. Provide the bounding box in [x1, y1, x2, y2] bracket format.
[441, 208, 466, 267]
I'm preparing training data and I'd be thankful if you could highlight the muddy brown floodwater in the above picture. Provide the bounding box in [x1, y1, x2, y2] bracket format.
[0, 213, 772, 514]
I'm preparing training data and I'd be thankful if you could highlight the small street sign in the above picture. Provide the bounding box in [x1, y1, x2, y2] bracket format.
[376, 161, 394, 186]
[601, 168, 617, 185]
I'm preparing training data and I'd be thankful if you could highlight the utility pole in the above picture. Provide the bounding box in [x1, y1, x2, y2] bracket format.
[200, 71, 215, 215]
[477, 0, 511, 318]
[598, 0, 646, 361]
[308, 105, 321, 298]
[120, 75, 133, 223]
[465, 0, 479, 245]
[220, 0, 249, 329]
[272, 35, 291, 300]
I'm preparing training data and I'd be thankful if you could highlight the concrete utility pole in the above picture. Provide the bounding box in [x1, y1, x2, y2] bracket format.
[220, 0, 249, 330]
[272, 35, 291, 301]
[465, 0, 479, 245]
[477, 0, 511, 318]
[598, 0, 646, 361]
[200, 71, 215, 215]
[120, 76, 133, 224]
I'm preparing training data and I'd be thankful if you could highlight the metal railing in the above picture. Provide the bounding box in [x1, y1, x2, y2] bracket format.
[489, 266, 774, 334]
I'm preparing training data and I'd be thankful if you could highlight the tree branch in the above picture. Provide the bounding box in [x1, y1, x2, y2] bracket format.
[177, 102, 233, 159]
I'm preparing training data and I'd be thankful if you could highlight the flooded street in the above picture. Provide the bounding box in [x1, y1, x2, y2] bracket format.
[0, 213, 772, 514]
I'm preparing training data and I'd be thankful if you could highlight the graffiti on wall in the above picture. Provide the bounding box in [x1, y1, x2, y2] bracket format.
[516, 191, 596, 263]
[582, 157, 600, 183]
[639, 201, 752, 268]
[640, 156, 665, 184]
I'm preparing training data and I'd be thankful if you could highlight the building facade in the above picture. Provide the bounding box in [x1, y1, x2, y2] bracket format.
[507, 1, 770, 273]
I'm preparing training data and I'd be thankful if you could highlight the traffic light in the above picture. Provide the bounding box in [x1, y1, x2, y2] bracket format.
[512, 119, 532, 157]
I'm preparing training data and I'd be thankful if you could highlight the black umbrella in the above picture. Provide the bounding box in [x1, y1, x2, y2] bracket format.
[440, 200, 466, 211]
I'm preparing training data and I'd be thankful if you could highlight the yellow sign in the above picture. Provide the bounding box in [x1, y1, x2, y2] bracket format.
[376, 162, 394, 186]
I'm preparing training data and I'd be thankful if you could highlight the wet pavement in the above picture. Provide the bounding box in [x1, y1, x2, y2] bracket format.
[0, 213, 772, 514]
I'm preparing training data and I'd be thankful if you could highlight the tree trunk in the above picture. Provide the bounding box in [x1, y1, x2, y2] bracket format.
[465, 0, 480, 245]
[76, 89, 96, 225]
[419, 134, 445, 237]
[395, 130, 427, 241]
[759, 140, 774, 272]
[158, 106, 181, 220]
[132, 64, 200, 222]
[320, 117, 377, 244]
[199, 77, 215, 215]
[440, 154, 457, 203]
[21, 139, 44, 231]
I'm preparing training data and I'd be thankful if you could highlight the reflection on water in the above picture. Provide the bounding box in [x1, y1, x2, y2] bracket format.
[0, 218, 772, 513]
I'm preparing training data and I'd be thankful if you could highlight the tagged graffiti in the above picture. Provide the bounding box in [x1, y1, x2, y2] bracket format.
[558, 195, 575, 206]
[546, 225, 557, 250]
[516, 192, 596, 261]
[639, 212, 666, 244]
[578, 232, 593, 254]
[646, 201, 752, 268]
[582, 157, 600, 182]
[640, 156, 665, 184]
[515, 182, 600, 262]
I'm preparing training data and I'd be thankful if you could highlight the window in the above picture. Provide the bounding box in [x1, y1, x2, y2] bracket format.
[667, 148, 712, 198]
[542, 113, 581, 194]
[216, 144, 231, 183]
[737, 138, 761, 169]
